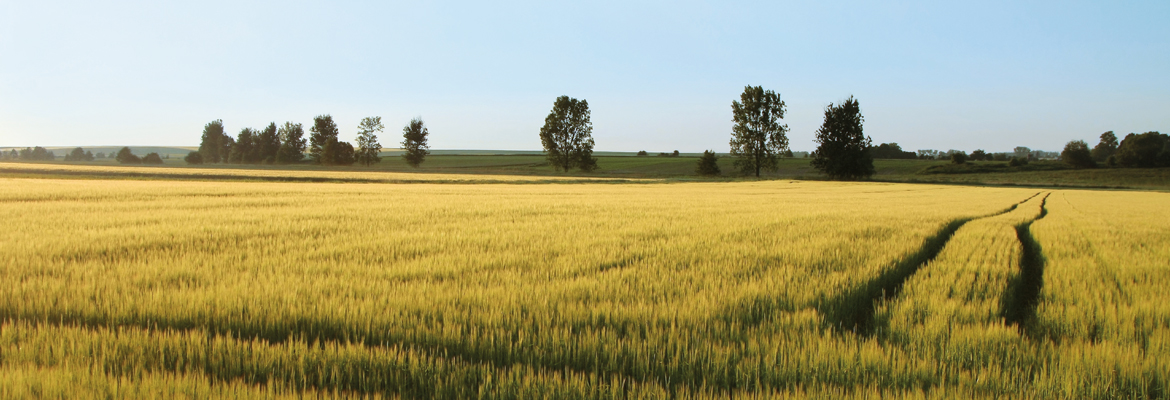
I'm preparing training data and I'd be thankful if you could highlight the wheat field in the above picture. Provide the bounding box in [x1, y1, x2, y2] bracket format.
[1, 173, 1166, 398]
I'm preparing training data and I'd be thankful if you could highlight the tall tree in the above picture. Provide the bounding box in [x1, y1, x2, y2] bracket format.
[199, 120, 230, 163]
[729, 86, 789, 177]
[811, 96, 874, 180]
[228, 128, 257, 163]
[355, 116, 384, 166]
[309, 115, 340, 164]
[256, 122, 280, 163]
[1091, 131, 1118, 162]
[276, 122, 307, 163]
[401, 118, 430, 168]
[539, 96, 597, 172]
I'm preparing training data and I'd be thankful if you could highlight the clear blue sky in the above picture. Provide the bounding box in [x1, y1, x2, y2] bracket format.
[2, 1, 1167, 153]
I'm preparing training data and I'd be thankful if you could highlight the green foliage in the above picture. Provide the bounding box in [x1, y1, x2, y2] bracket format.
[695, 150, 721, 176]
[969, 149, 988, 161]
[228, 128, 257, 163]
[255, 123, 280, 164]
[115, 147, 141, 164]
[19, 147, 56, 161]
[354, 117, 383, 166]
[198, 120, 231, 163]
[401, 118, 430, 168]
[321, 137, 356, 166]
[540, 96, 597, 172]
[1114, 131, 1168, 168]
[309, 115, 340, 165]
[811, 96, 874, 180]
[276, 122, 306, 164]
[637, 150, 648, 156]
[951, 152, 968, 164]
[871, 143, 916, 159]
[1091, 131, 1118, 162]
[729, 86, 788, 177]
[184, 151, 204, 165]
[1008, 157, 1029, 167]
[1061, 140, 1096, 169]
[141, 152, 164, 164]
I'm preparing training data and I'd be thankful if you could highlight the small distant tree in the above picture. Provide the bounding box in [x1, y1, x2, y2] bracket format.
[1061, 140, 1095, 168]
[729, 86, 789, 177]
[993, 153, 1009, 162]
[1013, 146, 1031, 160]
[1091, 131, 1118, 162]
[95, 152, 106, 159]
[970, 149, 987, 161]
[115, 147, 141, 164]
[184, 151, 204, 164]
[142, 152, 164, 164]
[637, 150, 648, 156]
[672, 150, 680, 157]
[355, 116, 384, 166]
[276, 122, 307, 163]
[811, 96, 873, 180]
[696, 150, 721, 176]
[401, 118, 431, 168]
[951, 152, 968, 164]
[540, 96, 597, 172]
[309, 115, 340, 164]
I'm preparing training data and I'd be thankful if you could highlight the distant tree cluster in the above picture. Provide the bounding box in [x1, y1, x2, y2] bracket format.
[63, 147, 95, 161]
[870, 143, 916, 159]
[195, 115, 402, 167]
[2, 147, 57, 161]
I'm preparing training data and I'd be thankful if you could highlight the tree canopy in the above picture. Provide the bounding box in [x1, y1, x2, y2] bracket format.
[811, 96, 873, 180]
[729, 86, 788, 177]
[401, 118, 430, 168]
[539, 96, 597, 172]
[355, 117, 384, 166]
[276, 122, 306, 164]
[115, 147, 141, 164]
[1092, 131, 1119, 162]
[1062, 140, 1095, 168]
[309, 115, 340, 165]
[198, 120, 232, 163]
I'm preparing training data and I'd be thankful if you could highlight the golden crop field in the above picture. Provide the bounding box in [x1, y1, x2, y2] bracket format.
[1, 172, 1167, 399]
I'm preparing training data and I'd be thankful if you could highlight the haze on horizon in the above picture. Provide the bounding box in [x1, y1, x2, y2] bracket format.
[1, 0, 1167, 153]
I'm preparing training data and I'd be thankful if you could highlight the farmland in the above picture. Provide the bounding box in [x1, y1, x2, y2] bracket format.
[1, 170, 1167, 398]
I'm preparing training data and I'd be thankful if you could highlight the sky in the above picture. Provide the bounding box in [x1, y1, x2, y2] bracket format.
[1, 1, 1167, 153]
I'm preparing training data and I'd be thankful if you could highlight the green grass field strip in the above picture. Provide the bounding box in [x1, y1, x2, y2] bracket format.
[1000, 193, 1050, 332]
[818, 191, 1044, 335]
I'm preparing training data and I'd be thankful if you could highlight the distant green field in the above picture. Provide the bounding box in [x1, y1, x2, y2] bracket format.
[3, 149, 1167, 189]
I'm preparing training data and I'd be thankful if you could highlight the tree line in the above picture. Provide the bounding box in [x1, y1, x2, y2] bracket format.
[189, 115, 430, 167]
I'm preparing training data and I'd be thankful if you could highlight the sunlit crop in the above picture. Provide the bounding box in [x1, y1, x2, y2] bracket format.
[0, 171, 1165, 398]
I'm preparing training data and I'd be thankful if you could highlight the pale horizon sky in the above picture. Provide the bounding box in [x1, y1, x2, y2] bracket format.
[2, 1, 1167, 153]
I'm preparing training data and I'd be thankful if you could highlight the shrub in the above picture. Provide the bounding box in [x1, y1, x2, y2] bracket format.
[1008, 157, 1028, 167]
[951, 152, 968, 164]
[184, 151, 204, 165]
[636, 150, 648, 156]
[142, 153, 164, 164]
[696, 150, 721, 176]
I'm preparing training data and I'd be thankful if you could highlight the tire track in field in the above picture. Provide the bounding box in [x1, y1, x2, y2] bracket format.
[1001, 193, 1050, 335]
[818, 192, 1043, 335]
